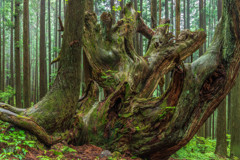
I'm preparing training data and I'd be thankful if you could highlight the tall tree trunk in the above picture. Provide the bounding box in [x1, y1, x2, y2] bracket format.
[134, 0, 139, 53]
[23, 0, 30, 108]
[15, 0, 22, 107]
[203, 0, 206, 53]
[10, 0, 14, 105]
[48, 0, 52, 88]
[140, 0, 143, 56]
[215, 99, 227, 156]
[171, 0, 173, 33]
[58, 0, 62, 48]
[176, 0, 180, 39]
[120, 0, 124, 19]
[159, 0, 161, 23]
[110, 0, 115, 25]
[35, 8, 39, 103]
[40, 0, 47, 99]
[215, 0, 227, 156]
[230, 75, 240, 158]
[227, 93, 231, 134]
[199, 0, 203, 56]
[165, 0, 168, 19]
[2, 0, 5, 92]
[0, 0, 2, 92]
[183, 0, 186, 29]
[151, 0, 157, 28]
[187, 0, 190, 29]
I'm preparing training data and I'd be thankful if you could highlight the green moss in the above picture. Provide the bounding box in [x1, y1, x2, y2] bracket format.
[222, 14, 236, 64]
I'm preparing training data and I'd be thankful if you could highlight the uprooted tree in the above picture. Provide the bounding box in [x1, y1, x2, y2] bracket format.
[0, 0, 240, 159]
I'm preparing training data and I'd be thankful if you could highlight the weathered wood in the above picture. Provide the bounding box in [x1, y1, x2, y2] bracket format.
[0, 1, 239, 159]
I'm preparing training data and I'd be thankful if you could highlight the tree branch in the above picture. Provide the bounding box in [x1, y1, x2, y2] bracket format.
[58, 17, 64, 32]
[0, 103, 26, 114]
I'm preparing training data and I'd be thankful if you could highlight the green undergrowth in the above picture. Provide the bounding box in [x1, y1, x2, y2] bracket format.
[172, 135, 236, 160]
[0, 120, 37, 159]
[0, 120, 236, 160]
[0, 120, 80, 160]
[0, 120, 131, 160]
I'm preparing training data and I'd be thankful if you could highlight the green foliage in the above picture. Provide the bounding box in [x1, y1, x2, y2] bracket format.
[61, 146, 77, 154]
[0, 121, 37, 159]
[0, 86, 15, 102]
[112, 5, 122, 12]
[172, 136, 231, 160]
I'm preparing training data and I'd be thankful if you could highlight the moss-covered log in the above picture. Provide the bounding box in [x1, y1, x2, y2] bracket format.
[0, 0, 240, 159]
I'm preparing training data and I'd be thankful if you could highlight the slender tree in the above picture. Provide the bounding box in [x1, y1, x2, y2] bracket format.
[55, 0, 58, 71]
[159, 0, 161, 23]
[48, 0, 52, 87]
[10, 0, 14, 105]
[2, 0, 5, 91]
[15, 0, 22, 107]
[165, 0, 168, 19]
[176, 0, 180, 38]
[187, 0, 190, 29]
[58, 0, 62, 49]
[134, 0, 139, 53]
[171, 0, 173, 32]
[120, 0, 124, 18]
[151, 0, 157, 28]
[0, 0, 2, 91]
[199, 0, 203, 56]
[183, 0, 186, 29]
[40, 0, 47, 98]
[35, 6, 39, 103]
[23, 0, 30, 108]
[110, 0, 115, 24]
[140, 0, 143, 56]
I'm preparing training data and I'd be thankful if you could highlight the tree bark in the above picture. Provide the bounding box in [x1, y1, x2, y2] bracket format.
[230, 75, 240, 158]
[0, 1, 240, 160]
[215, 0, 227, 156]
[110, 0, 115, 25]
[23, 0, 30, 108]
[40, 0, 47, 99]
[199, 0, 203, 56]
[10, 0, 14, 105]
[120, 0, 124, 19]
[165, 0, 168, 19]
[176, 0, 180, 38]
[15, 0, 22, 108]
[215, 99, 227, 157]
[0, 0, 1, 92]
[151, 0, 157, 29]
[48, 0, 52, 87]
[85, 0, 93, 12]
[187, 0, 190, 29]
[140, 0, 143, 56]
[159, 0, 161, 23]
[2, 0, 5, 91]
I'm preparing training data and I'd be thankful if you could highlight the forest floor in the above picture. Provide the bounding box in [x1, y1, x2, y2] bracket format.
[0, 119, 229, 160]
[0, 120, 145, 160]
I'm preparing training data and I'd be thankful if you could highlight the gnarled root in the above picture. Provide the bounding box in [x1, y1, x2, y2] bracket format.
[0, 105, 61, 146]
